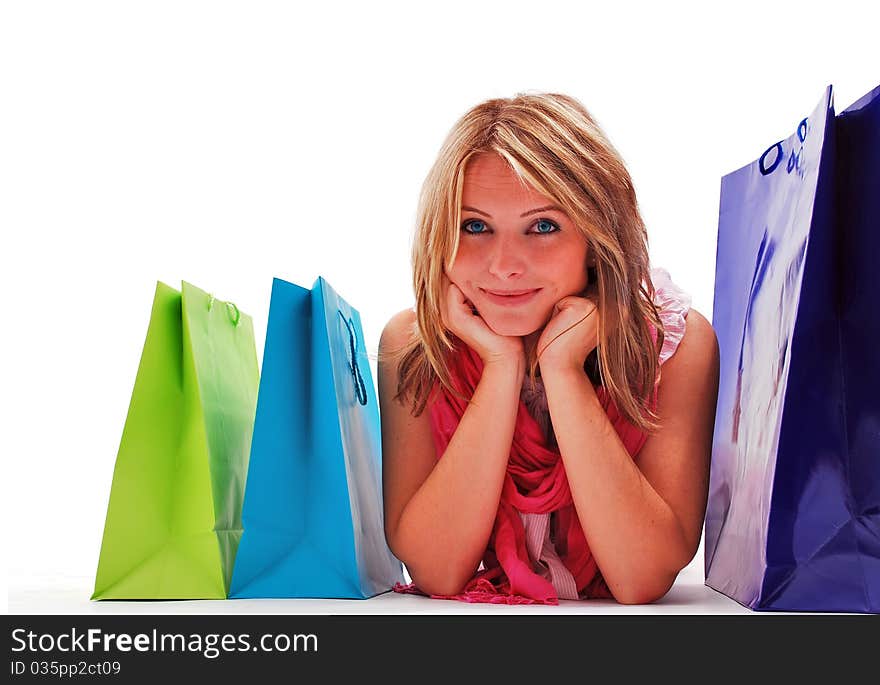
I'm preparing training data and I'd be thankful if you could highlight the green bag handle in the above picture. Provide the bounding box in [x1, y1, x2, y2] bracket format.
[207, 294, 241, 327]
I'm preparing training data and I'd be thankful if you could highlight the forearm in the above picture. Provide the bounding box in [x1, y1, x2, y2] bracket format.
[392, 360, 523, 595]
[542, 367, 690, 604]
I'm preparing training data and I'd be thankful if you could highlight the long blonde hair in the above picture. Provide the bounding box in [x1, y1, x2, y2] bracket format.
[384, 92, 664, 432]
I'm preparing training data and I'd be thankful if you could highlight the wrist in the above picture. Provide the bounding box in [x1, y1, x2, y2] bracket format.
[480, 342, 525, 369]
[538, 356, 587, 380]
[539, 362, 595, 394]
[482, 352, 526, 382]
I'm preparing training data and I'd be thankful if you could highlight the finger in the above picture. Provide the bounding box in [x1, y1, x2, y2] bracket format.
[442, 283, 466, 331]
[557, 295, 586, 308]
[439, 282, 455, 329]
[448, 283, 470, 313]
[440, 278, 458, 306]
[440, 273, 451, 293]
[557, 296, 597, 315]
[551, 298, 574, 318]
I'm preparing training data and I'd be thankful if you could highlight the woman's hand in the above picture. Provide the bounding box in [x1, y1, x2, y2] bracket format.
[536, 293, 600, 374]
[441, 274, 524, 369]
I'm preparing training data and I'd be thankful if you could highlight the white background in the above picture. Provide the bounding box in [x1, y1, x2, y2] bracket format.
[2, 0, 877, 614]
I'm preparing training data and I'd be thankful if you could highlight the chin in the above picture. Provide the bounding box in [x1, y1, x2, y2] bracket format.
[480, 310, 547, 337]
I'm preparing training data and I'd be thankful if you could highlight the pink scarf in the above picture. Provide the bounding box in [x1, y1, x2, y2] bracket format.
[393, 338, 658, 605]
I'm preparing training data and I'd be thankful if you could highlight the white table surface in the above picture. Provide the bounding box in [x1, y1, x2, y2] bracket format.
[8, 551, 772, 615]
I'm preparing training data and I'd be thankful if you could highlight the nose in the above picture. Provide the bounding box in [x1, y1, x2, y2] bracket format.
[486, 235, 526, 280]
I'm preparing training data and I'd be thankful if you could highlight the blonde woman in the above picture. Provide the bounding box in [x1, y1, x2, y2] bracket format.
[378, 93, 720, 605]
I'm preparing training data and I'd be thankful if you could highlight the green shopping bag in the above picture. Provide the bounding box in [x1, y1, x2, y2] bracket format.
[92, 281, 259, 599]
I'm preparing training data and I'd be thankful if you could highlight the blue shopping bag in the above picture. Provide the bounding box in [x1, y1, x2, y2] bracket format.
[705, 84, 880, 612]
[229, 276, 405, 598]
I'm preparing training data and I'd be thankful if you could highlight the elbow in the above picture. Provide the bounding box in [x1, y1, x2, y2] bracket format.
[387, 532, 473, 596]
[406, 567, 470, 597]
[613, 573, 677, 606]
[612, 520, 695, 605]
[616, 587, 670, 606]
[386, 517, 476, 597]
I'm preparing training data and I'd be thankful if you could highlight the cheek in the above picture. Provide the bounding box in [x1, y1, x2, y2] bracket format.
[538, 248, 589, 291]
[446, 251, 480, 290]
[567, 257, 591, 291]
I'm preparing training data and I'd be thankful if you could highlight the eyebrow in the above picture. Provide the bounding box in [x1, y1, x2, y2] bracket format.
[461, 204, 566, 218]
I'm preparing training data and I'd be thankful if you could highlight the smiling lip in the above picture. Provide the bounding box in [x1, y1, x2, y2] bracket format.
[480, 288, 542, 306]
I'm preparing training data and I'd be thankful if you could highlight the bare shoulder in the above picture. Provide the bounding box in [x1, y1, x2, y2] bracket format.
[647, 305, 720, 429]
[379, 308, 417, 354]
[671, 308, 719, 372]
[654, 306, 720, 414]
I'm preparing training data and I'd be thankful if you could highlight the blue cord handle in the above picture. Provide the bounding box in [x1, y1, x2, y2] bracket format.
[759, 141, 783, 176]
[338, 309, 368, 406]
[759, 117, 809, 177]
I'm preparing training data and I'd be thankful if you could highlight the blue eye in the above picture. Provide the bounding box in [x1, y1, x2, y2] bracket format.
[462, 220, 488, 234]
[533, 219, 560, 234]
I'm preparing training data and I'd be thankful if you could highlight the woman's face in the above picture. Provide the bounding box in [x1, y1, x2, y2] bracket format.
[446, 152, 591, 337]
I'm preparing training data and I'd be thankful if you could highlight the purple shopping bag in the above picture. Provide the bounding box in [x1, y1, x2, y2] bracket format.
[705, 84, 880, 613]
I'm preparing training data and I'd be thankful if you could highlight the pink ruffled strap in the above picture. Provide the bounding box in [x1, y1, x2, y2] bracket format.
[650, 267, 692, 366]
